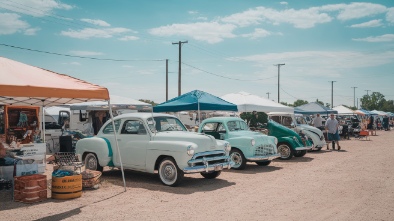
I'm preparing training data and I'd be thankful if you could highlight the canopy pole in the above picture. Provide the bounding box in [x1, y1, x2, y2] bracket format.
[108, 100, 127, 191]
[198, 98, 200, 125]
[42, 100, 46, 143]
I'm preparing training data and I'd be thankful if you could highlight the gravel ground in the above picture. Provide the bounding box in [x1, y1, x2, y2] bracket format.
[1, 130, 393, 221]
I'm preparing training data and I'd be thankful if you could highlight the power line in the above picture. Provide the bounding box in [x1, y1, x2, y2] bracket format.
[181, 62, 277, 81]
[0, 43, 165, 62]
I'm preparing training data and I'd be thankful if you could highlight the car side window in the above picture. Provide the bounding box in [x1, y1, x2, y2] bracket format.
[121, 120, 147, 135]
[102, 119, 121, 134]
[217, 123, 226, 132]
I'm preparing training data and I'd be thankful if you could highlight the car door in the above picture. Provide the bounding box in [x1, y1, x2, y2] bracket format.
[117, 119, 149, 170]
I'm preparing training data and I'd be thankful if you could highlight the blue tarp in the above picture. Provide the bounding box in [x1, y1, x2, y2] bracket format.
[153, 90, 238, 112]
[359, 109, 377, 115]
[294, 102, 338, 115]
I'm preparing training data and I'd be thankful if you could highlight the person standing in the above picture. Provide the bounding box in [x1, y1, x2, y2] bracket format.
[325, 114, 341, 151]
[313, 113, 324, 130]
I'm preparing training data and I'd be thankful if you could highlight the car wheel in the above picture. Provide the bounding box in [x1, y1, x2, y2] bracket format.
[255, 160, 271, 166]
[277, 143, 293, 160]
[200, 171, 222, 179]
[230, 149, 246, 170]
[293, 150, 307, 157]
[85, 153, 103, 172]
[158, 157, 184, 187]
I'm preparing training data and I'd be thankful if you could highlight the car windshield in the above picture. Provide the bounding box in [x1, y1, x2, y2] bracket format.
[295, 116, 307, 125]
[147, 117, 187, 132]
[226, 120, 249, 131]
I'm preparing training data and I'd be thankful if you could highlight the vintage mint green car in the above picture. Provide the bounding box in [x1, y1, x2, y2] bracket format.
[198, 117, 280, 170]
[267, 120, 312, 160]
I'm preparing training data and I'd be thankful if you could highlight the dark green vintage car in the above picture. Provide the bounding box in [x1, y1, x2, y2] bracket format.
[267, 120, 312, 160]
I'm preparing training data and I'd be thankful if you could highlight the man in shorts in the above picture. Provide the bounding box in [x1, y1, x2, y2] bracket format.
[325, 114, 341, 150]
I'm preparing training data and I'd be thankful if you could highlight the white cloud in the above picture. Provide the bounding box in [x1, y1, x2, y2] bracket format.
[70, 62, 81, 65]
[352, 34, 394, 42]
[0, 13, 29, 35]
[119, 36, 139, 41]
[387, 8, 394, 23]
[221, 6, 332, 29]
[241, 28, 271, 39]
[0, 0, 73, 17]
[24, 27, 40, 35]
[350, 19, 383, 28]
[81, 19, 110, 27]
[70, 51, 104, 56]
[122, 65, 134, 68]
[188, 11, 198, 14]
[320, 2, 387, 21]
[60, 27, 131, 39]
[149, 22, 237, 44]
[231, 50, 394, 70]
[280, 2, 288, 5]
[197, 17, 208, 21]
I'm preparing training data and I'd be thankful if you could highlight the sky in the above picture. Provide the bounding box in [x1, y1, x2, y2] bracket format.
[0, 0, 393, 108]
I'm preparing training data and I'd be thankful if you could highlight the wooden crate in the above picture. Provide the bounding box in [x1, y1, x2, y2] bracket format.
[14, 174, 47, 203]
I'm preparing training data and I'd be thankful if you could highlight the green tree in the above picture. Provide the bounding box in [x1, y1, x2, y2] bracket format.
[139, 99, 157, 106]
[240, 112, 268, 128]
[280, 102, 293, 107]
[315, 99, 324, 106]
[293, 99, 308, 107]
[360, 92, 386, 110]
[325, 103, 331, 108]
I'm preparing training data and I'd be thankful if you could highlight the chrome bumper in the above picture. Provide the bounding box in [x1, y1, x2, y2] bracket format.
[183, 160, 233, 173]
[247, 153, 280, 161]
[295, 145, 313, 151]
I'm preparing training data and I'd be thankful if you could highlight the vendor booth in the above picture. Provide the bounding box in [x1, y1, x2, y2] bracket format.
[0, 56, 128, 197]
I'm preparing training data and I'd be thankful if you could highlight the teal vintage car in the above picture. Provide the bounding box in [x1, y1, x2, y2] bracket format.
[198, 117, 280, 170]
[267, 120, 312, 160]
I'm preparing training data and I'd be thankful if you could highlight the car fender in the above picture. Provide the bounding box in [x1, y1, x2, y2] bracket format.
[145, 141, 196, 173]
[277, 136, 302, 150]
[75, 137, 112, 167]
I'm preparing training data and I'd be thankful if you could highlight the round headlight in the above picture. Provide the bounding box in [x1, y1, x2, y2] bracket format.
[187, 145, 195, 156]
[251, 139, 255, 146]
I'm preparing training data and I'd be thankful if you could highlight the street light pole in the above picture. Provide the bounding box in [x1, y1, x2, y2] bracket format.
[274, 63, 285, 103]
[172, 40, 188, 96]
[266, 92, 271, 99]
[365, 89, 370, 96]
[329, 81, 336, 108]
[351, 86, 357, 108]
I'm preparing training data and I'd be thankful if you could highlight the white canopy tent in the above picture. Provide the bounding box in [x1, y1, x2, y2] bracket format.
[333, 105, 355, 115]
[69, 95, 152, 111]
[221, 91, 294, 113]
[0, 56, 127, 190]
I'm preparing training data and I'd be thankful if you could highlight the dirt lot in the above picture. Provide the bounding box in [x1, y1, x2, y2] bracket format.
[1, 130, 394, 221]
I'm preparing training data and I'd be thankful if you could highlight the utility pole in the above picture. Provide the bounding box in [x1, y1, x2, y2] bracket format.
[166, 59, 168, 101]
[351, 86, 357, 108]
[274, 63, 285, 103]
[329, 81, 336, 108]
[365, 89, 370, 96]
[266, 92, 271, 99]
[172, 40, 188, 96]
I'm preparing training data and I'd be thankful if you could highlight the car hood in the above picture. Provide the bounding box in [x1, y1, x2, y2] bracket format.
[228, 131, 276, 144]
[297, 124, 323, 136]
[152, 131, 225, 152]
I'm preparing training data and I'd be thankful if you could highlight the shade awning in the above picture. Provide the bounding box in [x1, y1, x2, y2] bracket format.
[0, 56, 109, 106]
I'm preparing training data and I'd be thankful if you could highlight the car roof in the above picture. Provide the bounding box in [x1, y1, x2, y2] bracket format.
[202, 117, 244, 123]
[112, 112, 176, 120]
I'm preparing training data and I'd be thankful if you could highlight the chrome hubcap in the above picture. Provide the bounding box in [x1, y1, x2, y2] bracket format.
[231, 152, 242, 168]
[278, 145, 291, 158]
[87, 157, 97, 170]
[161, 162, 176, 183]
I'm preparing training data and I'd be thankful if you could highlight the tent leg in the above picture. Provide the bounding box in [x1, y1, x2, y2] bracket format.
[108, 100, 127, 191]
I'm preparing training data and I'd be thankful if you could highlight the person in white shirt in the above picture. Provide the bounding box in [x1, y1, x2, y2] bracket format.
[313, 113, 324, 130]
[325, 114, 341, 151]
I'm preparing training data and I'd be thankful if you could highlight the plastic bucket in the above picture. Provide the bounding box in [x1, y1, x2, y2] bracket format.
[51, 174, 82, 199]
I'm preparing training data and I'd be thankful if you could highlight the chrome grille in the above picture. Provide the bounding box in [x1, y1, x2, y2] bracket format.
[188, 150, 228, 166]
[255, 144, 276, 156]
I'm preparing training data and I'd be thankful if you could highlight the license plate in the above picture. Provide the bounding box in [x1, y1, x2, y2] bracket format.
[214, 164, 223, 171]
